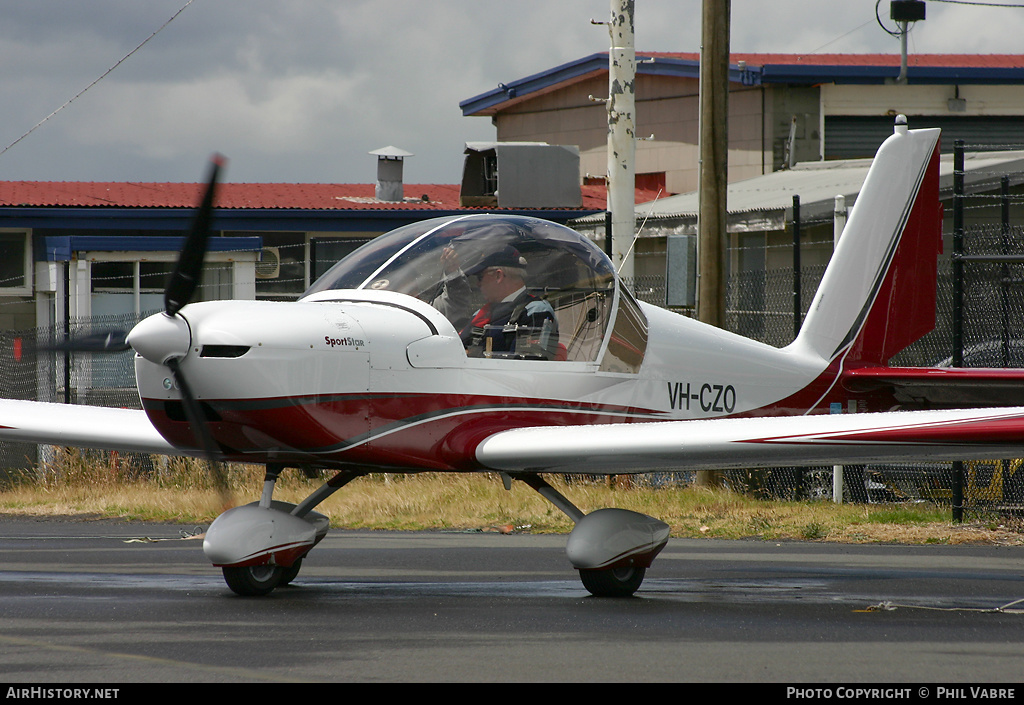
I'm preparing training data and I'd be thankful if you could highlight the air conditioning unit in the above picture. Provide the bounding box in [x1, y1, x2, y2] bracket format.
[256, 247, 280, 279]
[460, 142, 581, 208]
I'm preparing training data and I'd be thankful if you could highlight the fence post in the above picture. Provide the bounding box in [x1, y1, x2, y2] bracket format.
[951, 140, 965, 523]
[833, 195, 848, 504]
[1001, 175, 1011, 367]
[792, 195, 801, 339]
[63, 261, 71, 405]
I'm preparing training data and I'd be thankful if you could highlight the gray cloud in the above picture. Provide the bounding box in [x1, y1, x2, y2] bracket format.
[0, 0, 1019, 183]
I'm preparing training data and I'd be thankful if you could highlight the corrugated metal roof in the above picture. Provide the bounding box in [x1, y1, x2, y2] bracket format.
[636, 158, 875, 222]
[577, 150, 1024, 230]
[0, 181, 628, 212]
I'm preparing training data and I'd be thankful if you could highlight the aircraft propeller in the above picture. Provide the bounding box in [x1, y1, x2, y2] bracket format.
[139, 155, 232, 504]
[164, 155, 223, 317]
[43, 156, 234, 505]
[41, 331, 131, 353]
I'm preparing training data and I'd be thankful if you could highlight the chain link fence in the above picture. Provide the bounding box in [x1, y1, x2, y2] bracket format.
[0, 312, 150, 471]
[5, 167, 1024, 520]
[709, 182, 1024, 518]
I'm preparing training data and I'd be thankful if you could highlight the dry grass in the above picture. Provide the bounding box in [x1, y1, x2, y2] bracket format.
[1, 449, 1022, 545]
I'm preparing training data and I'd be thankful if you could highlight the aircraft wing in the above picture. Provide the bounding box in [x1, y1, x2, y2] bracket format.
[7, 399, 1024, 475]
[843, 367, 1024, 408]
[0, 399, 179, 455]
[474, 406, 1024, 474]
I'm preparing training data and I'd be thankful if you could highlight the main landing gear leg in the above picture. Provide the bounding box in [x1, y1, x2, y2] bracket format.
[207, 466, 365, 596]
[504, 473, 670, 598]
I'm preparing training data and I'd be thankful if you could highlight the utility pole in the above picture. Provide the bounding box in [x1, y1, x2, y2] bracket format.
[696, 0, 730, 327]
[695, 0, 730, 488]
[605, 0, 637, 282]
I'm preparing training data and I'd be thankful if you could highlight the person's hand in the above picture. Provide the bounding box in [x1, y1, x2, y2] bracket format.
[441, 246, 460, 274]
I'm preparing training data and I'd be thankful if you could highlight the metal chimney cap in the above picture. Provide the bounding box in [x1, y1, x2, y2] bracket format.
[369, 146, 414, 159]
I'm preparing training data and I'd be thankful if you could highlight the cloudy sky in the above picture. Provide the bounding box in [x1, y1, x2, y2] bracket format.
[1, 0, 1022, 185]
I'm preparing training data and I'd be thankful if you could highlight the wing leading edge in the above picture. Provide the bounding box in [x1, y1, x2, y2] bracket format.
[8, 400, 1024, 475]
[474, 407, 1024, 474]
[0, 400, 178, 455]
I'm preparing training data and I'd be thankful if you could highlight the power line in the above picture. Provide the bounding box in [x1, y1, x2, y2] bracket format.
[805, 18, 876, 54]
[0, 0, 196, 161]
[930, 0, 1024, 7]
[878, 0, 1024, 40]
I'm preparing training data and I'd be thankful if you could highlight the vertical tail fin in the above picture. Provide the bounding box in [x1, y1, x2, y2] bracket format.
[792, 119, 942, 367]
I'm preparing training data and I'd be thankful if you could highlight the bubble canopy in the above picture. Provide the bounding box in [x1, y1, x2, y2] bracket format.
[303, 214, 646, 369]
[304, 214, 614, 299]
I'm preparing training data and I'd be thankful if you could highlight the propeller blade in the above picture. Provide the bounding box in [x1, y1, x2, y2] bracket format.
[165, 155, 225, 317]
[165, 356, 232, 507]
[34, 330, 131, 354]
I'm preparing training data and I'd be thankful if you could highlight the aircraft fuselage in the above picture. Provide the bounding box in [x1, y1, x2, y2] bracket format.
[134, 289, 850, 471]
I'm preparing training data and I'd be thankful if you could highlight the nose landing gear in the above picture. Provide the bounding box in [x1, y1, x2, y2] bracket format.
[204, 466, 365, 596]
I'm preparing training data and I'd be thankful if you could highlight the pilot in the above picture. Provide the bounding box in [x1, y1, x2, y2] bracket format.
[431, 244, 476, 332]
[460, 245, 559, 359]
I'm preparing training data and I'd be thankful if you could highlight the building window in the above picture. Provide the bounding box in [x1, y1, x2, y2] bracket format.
[227, 231, 306, 299]
[0, 231, 31, 295]
[90, 259, 234, 317]
[310, 237, 373, 282]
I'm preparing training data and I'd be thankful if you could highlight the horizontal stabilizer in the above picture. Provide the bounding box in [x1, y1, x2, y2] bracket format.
[845, 366, 1024, 408]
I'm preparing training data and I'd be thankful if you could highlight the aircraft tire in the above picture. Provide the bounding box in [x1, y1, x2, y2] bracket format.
[222, 564, 283, 596]
[277, 558, 303, 586]
[578, 565, 646, 597]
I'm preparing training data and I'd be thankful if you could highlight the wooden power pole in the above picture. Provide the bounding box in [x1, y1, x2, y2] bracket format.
[697, 0, 730, 328]
[696, 0, 730, 487]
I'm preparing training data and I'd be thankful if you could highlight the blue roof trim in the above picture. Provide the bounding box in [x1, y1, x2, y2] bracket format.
[464, 56, 1024, 113]
[637, 55, 761, 86]
[461, 53, 770, 115]
[761, 64, 1024, 85]
[42, 235, 262, 262]
[2, 207, 600, 234]
[461, 53, 610, 116]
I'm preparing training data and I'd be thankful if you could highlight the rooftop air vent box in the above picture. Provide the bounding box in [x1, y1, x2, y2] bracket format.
[460, 142, 581, 209]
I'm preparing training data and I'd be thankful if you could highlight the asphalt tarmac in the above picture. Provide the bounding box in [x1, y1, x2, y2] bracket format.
[0, 514, 1022, 684]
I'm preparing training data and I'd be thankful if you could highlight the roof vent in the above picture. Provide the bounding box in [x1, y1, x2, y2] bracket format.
[369, 146, 413, 202]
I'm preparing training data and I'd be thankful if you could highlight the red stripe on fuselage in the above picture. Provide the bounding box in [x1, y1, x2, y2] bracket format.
[141, 393, 666, 470]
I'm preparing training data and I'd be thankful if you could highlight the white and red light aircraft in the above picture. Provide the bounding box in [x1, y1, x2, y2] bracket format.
[4, 118, 1024, 597]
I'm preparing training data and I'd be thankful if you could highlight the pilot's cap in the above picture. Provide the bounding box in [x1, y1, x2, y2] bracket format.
[465, 245, 528, 276]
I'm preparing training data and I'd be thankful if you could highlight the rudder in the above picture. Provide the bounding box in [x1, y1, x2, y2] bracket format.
[791, 118, 942, 367]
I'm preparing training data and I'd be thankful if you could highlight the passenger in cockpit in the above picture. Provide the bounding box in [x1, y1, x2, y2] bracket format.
[458, 246, 560, 360]
[432, 244, 475, 332]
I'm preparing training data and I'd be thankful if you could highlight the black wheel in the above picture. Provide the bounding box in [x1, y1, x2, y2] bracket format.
[222, 564, 284, 596]
[277, 558, 302, 587]
[579, 566, 646, 597]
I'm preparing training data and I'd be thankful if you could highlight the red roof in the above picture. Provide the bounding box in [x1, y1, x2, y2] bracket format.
[647, 52, 1024, 68]
[0, 181, 653, 211]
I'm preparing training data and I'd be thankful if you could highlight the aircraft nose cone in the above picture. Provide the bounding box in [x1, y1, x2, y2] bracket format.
[127, 312, 192, 365]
